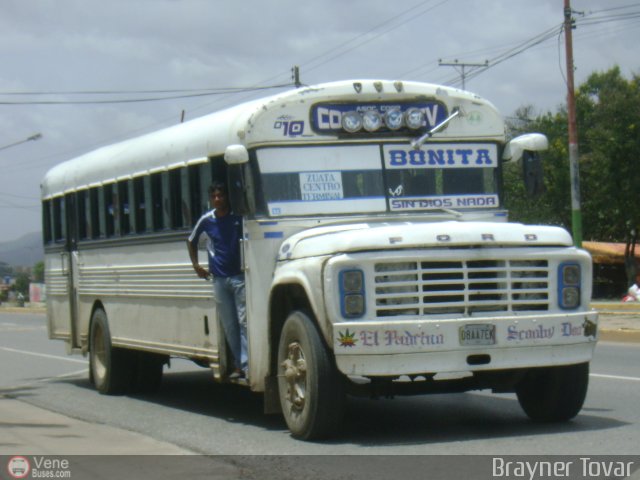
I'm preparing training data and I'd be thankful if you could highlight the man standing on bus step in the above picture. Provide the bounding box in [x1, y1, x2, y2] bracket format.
[187, 182, 247, 379]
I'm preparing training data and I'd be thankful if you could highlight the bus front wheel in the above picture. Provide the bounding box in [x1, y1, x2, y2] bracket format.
[516, 362, 589, 422]
[89, 308, 133, 395]
[277, 310, 345, 440]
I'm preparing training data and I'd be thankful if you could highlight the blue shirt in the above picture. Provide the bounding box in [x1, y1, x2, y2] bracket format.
[188, 210, 243, 277]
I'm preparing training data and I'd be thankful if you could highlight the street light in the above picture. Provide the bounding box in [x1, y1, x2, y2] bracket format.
[0, 133, 43, 152]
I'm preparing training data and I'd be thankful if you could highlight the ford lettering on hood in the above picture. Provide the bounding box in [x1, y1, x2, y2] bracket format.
[277, 221, 574, 260]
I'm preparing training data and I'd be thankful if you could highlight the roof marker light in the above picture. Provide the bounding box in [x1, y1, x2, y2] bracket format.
[384, 109, 403, 130]
[405, 108, 424, 129]
[362, 110, 383, 132]
[342, 111, 363, 133]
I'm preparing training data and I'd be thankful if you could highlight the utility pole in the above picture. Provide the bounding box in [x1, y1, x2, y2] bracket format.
[438, 59, 488, 90]
[564, 0, 582, 247]
[291, 65, 301, 88]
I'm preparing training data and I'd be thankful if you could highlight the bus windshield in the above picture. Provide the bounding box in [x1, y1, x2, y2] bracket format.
[257, 143, 499, 217]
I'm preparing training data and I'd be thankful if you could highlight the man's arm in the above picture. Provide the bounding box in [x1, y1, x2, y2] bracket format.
[187, 239, 210, 279]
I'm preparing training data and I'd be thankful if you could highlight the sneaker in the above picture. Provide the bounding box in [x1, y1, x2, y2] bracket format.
[229, 369, 244, 380]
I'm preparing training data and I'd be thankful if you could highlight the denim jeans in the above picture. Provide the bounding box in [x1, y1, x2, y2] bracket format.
[213, 274, 247, 371]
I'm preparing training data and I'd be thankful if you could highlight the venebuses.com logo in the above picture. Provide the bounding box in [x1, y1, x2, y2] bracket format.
[6, 456, 72, 478]
[7, 456, 30, 479]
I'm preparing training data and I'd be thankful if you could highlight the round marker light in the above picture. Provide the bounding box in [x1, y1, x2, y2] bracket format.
[362, 110, 383, 132]
[384, 109, 404, 130]
[405, 108, 424, 129]
[342, 111, 363, 133]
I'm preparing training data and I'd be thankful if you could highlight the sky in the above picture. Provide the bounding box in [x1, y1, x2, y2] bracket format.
[0, 0, 638, 243]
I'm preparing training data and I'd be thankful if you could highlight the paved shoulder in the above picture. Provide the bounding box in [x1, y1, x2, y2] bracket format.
[0, 395, 192, 455]
[592, 301, 640, 343]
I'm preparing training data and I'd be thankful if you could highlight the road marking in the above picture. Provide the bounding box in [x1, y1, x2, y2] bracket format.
[0, 326, 47, 332]
[591, 373, 640, 382]
[0, 368, 89, 394]
[0, 346, 87, 364]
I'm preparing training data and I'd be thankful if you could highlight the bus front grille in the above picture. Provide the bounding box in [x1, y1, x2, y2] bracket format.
[374, 259, 549, 318]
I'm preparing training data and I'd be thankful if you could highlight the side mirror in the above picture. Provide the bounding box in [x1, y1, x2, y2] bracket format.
[502, 133, 548, 163]
[224, 144, 249, 165]
[522, 150, 545, 196]
[224, 145, 251, 215]
[504, 133, 548, 197]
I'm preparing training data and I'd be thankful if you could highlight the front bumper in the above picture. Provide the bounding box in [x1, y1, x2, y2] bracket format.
[333, 310, 598, 376]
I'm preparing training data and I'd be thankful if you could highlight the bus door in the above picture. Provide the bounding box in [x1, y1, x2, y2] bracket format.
[61, 192, 81, 349]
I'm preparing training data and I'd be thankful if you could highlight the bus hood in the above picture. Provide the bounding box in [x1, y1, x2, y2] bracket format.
[276, 221, 574, 260]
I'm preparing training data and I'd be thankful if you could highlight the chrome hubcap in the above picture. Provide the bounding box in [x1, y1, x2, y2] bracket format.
[93, 325, 106, 381]
[281, 342, 307, 411]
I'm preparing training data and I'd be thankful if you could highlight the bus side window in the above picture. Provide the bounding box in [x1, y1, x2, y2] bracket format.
[168, 168, 184, 230]
[52, 196, 66, 243]
[199, 162, 213, 214]
[180, 167, 191, 228]
[127, 179, 137, 234]
[118, 180, 130, 236]
[77, 190, 89, 240]
[188, 164, 201, 226]
[133, 176, 147, 234]
[150, 172, 165, 231]
[103, 183, 116, 237]
[42, 200, 52, 244]
[90, 187, 103, 239]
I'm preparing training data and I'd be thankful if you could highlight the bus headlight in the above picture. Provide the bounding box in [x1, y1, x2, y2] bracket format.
[558, 263, 581, 309]
[340, 269, 365, 318]
[342, 111, 363, 133]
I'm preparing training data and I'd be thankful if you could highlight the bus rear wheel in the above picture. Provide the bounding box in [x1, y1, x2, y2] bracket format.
[277, 310, 345, 440]
[516, 362, 589, 422]
[89, 308, 133, 395]
[131, 351, 167, 394]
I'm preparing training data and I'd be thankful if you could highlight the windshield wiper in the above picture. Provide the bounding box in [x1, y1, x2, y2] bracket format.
[434, 207, 463, 218]
[410, 107, 461, 150]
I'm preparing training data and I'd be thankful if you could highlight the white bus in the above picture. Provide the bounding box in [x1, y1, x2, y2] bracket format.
[42, 80, 598, 439]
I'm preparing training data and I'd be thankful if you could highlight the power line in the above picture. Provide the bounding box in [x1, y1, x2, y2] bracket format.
[0, 133, 42, 152]
[401, 20, 563, 86]
[300, 0, 450, 74]
[0, 86, 273, 96]
[409, 4, 640, 89]
[438, 59, 489, 90]
[0, 83, 293, 106]
[0, 192, 39, 201]
[586, 2, 640, 15]
[459, 23, 563, 86]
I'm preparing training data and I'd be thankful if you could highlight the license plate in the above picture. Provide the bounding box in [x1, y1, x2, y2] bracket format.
[459, 324, 496, 346]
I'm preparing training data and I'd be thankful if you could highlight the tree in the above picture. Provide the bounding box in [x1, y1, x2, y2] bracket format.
[504, 106, 572, 230]
[577, 67, 640, 240]
[13, 272, 30, 297]
[505, 66, 640, 242]
[32, 261, 45, 283]
[0, 261, 11, 278]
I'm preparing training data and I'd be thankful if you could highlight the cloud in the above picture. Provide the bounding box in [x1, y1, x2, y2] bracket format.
[0, 0, 638, 241]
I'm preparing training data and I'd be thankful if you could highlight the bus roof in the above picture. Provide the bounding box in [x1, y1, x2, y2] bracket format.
[41, 80, 504, 199]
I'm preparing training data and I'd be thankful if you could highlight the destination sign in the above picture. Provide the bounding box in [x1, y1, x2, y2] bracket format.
[311, 102, 447, 134]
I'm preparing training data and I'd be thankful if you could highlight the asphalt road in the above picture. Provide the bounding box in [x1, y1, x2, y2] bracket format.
[1, 311, 639, 460]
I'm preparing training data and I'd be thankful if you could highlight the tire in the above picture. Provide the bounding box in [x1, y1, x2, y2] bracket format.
[277, 310, 345, 440]
[89, 308, 134, 395]
[516, 362, 589, 422]
[131, 352, 166, 394]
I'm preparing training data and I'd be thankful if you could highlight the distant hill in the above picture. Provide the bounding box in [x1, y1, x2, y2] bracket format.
[0, 232, 44, 267]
